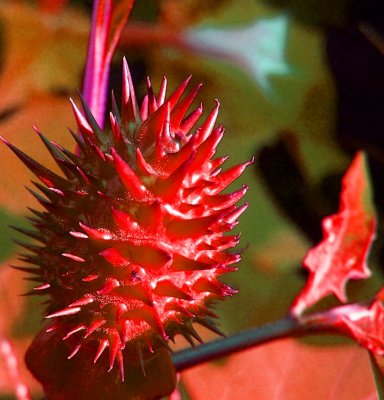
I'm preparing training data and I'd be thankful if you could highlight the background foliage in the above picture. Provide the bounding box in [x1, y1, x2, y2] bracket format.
[0, 0, 383, 398]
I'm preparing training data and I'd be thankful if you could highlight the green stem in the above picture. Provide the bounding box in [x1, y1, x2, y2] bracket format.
[172, 316, 308, 372]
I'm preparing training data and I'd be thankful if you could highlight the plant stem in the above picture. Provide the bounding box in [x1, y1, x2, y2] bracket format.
[172, 316, 307, 372]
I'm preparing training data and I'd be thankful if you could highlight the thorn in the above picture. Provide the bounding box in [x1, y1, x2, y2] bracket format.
[79, 222, 113, 240]
[76, 166, 92, 185]
[166, 75, 192, 110]
[79, 93, 105, 142]
[10, 226, 42, 242]
[194, 100, 220, 147]
[137, 342, 147, 377]
[146, 76, 158, 114]
[110, 112, 122, 142]
[94, 339, 109, 363]
[45, 324, 58, 333]
[136, 148, 156, 176]
[193, 125, 224, 169]
[62, 325, 86, 340]
[25, 186, 49, 204]
[117, 350, 125, 381]
[205, 185, 248, 210]
[108, 330, 122, 372]
[186, 322, 203, 343]
[99, 247, 130, 268]
[67, 344, 81, 359]
[153, 102, 170, 159]
[157, 151, 196, 202]
[62, 253, 86, 263]
[158, 336, 172, 352]
[111, 148, 149, 199]
[18, 255, 38, 264]
[196, 318, 225, 337]
[68, 128, 87, 155]
[35, 129, 67, 163]
[160, 102, 173, 150]
[84, 317, 106, 338]
[85, 136, 105, 161]
[69, 98, 94, 137]
[180, 103, 203, 136]
[183, 333, 196, 348]
[140, 95, 149, 121]
[146, 337, 154, 353]
[24, 276, 43, 283]
[111, 91, 121, 125]
[111, 207, 139, 232]
[34, 283, 50, 291]
[27, 207, 45, 218]
[69, 230, 88, 239]
[20, 290, 41, 296]
[157, 76, 167, 106]
[46, 307, 82, 318]
[122, 57, 139, 124]
[171, 83, 202, 132]
[97, 278, 120, 295]
[137, 200, 163, 232]
[47, 186, 65, 196]
[223, 202, 249, 224]
[11, 265, 40, 274]
[210, 155, 229, 171]
[12, 239, 40, 253]
[82, 274, 99, 282]
[68, 296, 94, 307]
[154, 279, 192, 300]
[212, 158, 253, 194]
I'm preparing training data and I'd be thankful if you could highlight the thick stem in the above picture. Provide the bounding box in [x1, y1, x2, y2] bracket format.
[82, 0, 134, 128]
[172, 316, 307, 372]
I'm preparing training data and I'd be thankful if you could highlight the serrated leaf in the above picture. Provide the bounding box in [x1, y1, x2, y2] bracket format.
[291, 152, 376, 316]
[304, 295, 384, 359]
[82, 0, 134, 126]
[335, 301, 384, 356]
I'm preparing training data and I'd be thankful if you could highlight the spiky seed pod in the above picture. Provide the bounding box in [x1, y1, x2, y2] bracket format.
[6, 58, 251, 381]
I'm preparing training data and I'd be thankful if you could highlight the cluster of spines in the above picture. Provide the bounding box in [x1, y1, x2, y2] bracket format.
[5, 58, 251, 380]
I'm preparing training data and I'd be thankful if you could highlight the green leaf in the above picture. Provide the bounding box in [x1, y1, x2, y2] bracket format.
[0, 208, 28, 263]
[185, 13, 291, 96]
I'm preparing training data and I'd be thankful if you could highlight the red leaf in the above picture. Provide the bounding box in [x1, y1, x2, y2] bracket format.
[346, 300, 384, 354]
[181, 338, 376, 400]
[291, 152, 376, 316]
[83, 0, 135, 127]
[307, 296, 384, 356]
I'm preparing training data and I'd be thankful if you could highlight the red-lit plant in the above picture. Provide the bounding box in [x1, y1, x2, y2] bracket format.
[3, 1, 384, 399]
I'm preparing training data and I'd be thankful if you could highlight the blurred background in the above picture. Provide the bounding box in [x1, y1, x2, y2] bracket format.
[0, 0, 384, 398]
